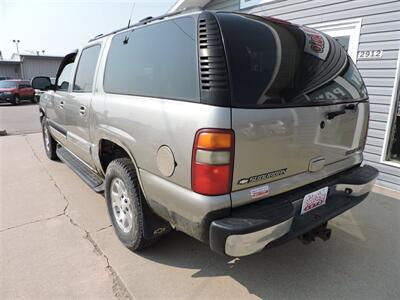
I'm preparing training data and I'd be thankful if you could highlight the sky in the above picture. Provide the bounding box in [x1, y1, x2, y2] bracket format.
[0, 0, 177, 59]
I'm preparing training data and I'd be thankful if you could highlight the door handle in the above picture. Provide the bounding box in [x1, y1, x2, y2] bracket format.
[79, 105, 87, 116]
[59, 100, 65, 109]
[326, 104, 358, 120]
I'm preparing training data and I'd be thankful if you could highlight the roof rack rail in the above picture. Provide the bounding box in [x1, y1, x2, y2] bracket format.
[89, 6, 203, 42]
[139, 16, 153, 23]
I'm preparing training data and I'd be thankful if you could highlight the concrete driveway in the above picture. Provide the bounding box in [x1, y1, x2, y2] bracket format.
[1, 105, 400, 299]
[0, 102, 41, 135]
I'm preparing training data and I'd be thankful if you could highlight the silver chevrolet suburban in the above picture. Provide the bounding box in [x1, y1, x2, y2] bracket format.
[32, 10, 379, 257]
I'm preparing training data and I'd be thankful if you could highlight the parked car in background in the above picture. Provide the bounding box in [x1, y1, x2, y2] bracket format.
[33, 10, 378, 257]
[0, 80, 35, 105]
[0, 76, 11, 81]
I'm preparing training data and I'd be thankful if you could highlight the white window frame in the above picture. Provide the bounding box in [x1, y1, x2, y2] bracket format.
[381, 50, 400, 167]
[240, 0, 276, 10]
[308, 18, 362, 62]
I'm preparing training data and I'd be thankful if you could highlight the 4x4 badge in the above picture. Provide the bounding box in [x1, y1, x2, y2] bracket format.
[237, 168, 287, 185]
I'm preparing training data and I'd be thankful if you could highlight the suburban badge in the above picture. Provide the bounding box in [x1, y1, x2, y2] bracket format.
[237, 168, 288, 185]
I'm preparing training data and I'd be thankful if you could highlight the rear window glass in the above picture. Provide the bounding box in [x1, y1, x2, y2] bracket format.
[104, 17, 199, 102]
[217, 13, 368, 108]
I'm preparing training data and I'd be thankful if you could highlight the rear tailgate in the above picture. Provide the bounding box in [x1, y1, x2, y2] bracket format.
[216, 13, 369, 198]
[231, 102, 368, 191]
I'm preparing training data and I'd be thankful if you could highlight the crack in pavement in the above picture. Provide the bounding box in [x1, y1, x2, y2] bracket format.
[95, 224, 113, 233]
[22, 135, 133, 300]
[0, 213, 65, 233]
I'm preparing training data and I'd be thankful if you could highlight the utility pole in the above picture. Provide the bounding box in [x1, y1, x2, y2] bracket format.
[12, 39, 20, 55]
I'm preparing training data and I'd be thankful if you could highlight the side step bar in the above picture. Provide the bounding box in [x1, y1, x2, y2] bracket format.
[56, 146, 104, 193]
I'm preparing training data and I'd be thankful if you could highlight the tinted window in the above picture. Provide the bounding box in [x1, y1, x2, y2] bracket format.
[73, 45, 101, 92]
[217, 13, 368, 108]
[20, 82, 31, 88]
[57, 63, 74, 91]
[104, 17, 199, 101]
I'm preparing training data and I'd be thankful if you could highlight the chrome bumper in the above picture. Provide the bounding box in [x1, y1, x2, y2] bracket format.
[225, 217, 293, 257]
[210, 165, 378, 257]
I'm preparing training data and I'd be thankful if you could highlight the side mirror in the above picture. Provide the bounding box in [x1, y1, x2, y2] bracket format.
[31, 76, 54, 91]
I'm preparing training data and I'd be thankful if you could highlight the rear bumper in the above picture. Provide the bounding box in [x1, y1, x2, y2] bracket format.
[209, 165, 379, 257]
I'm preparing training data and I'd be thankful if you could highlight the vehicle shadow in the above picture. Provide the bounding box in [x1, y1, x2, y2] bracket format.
[137, 195, 400, 298]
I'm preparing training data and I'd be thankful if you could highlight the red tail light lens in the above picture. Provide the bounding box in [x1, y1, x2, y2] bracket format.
[192, 129, 234, 196]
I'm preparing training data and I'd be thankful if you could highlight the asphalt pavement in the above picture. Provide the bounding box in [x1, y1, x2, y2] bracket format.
[0, 104, 399, 299]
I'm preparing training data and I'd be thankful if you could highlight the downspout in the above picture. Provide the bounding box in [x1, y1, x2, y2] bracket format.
[19, 56, 25, 79]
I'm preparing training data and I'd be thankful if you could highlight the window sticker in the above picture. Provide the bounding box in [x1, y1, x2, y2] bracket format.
[301, 27, 330, 61]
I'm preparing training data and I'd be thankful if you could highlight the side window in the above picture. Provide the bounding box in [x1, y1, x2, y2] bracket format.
[73, 45, 101, 92]
[57, 63, 74, 91]
[104, 17, 199, 102]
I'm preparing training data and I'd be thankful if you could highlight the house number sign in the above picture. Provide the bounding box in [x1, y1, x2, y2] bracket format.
[358, 50, 383, 59]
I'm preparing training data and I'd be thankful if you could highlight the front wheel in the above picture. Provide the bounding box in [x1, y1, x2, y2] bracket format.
[41, 118, 58, 160]
[12, 95, 20, 105]
[105, 158, 159, 251]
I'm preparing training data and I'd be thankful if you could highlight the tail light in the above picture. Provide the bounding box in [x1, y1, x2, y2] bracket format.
[192, 129, 234, 196]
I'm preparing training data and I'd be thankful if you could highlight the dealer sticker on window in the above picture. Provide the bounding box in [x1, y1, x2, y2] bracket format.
[301, 187, 329, 215]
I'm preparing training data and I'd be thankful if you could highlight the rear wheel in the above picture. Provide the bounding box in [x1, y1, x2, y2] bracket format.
[41, 118, 58, 160]
[105, 158, 159, 251]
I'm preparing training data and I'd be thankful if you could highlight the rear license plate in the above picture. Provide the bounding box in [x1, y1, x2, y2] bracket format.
[301, 187, 329, 215]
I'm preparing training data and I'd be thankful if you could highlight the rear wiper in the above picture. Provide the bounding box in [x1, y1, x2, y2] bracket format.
[326, 104, 357, 120]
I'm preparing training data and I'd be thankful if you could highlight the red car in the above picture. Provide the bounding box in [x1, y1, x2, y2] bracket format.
[0, 79, 36, 105]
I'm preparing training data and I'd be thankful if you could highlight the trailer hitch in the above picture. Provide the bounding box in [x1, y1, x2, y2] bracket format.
[298, 222, 332, 244]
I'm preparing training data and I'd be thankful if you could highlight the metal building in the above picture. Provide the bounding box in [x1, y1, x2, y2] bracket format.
[0, 60, 21, 78]
[0, 54, 63, 80]
[172, 0, 400, 191]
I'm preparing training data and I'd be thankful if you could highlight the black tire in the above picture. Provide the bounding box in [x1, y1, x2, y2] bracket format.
[12, 95, 20, 105]
[32, 96, 39, 103]
[105, 158, 158, 251]
[41, 118, 58, 160]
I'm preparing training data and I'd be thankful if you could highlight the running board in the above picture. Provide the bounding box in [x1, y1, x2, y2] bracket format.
[56, 146, 104, 193]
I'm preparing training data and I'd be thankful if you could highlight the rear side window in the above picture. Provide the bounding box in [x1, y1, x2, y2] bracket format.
[73, 45, 101, 92]
[217, 13, 368, 108]
[104, 17, 199, 102]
